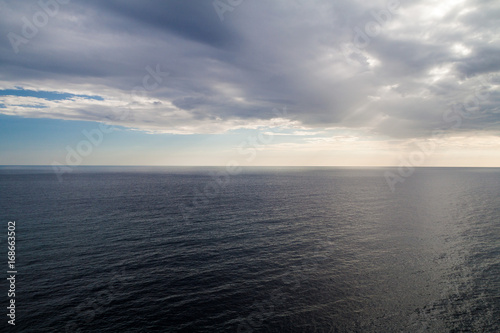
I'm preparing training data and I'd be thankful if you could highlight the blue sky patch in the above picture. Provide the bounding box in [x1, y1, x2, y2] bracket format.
[0, 89, 104, 101]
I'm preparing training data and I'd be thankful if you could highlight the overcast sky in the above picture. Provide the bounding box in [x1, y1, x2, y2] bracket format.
[0, 0, 499, 166]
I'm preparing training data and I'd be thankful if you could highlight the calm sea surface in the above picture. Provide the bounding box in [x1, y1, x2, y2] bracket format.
[0, 166, 499, 332]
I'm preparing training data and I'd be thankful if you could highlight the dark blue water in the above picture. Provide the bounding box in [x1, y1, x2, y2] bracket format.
[0, 167, 499, 332]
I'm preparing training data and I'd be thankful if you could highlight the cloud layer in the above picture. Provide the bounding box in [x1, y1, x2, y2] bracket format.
[1, 0, 499, 137]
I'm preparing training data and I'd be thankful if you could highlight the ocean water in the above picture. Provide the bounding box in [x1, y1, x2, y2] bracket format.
[0, 166, 499, 332]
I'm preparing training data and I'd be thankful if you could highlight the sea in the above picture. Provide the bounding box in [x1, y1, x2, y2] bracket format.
[0, 166, 499, 332]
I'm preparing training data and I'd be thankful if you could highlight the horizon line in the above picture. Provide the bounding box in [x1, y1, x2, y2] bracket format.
[0, 165, 499, 168]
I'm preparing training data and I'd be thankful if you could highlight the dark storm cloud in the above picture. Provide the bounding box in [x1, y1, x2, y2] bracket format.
[90, 0, 239, 49]
[0, 0, 499, 136]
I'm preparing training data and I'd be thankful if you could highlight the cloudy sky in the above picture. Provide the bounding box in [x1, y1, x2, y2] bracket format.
[0, 0, 499, 166]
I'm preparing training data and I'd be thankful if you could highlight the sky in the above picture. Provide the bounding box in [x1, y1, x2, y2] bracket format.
[0, 0, 499, 166]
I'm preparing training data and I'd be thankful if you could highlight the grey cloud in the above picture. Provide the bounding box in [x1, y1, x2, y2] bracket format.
[90, 0, 239, 49]
[455, 47, 500, 78]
